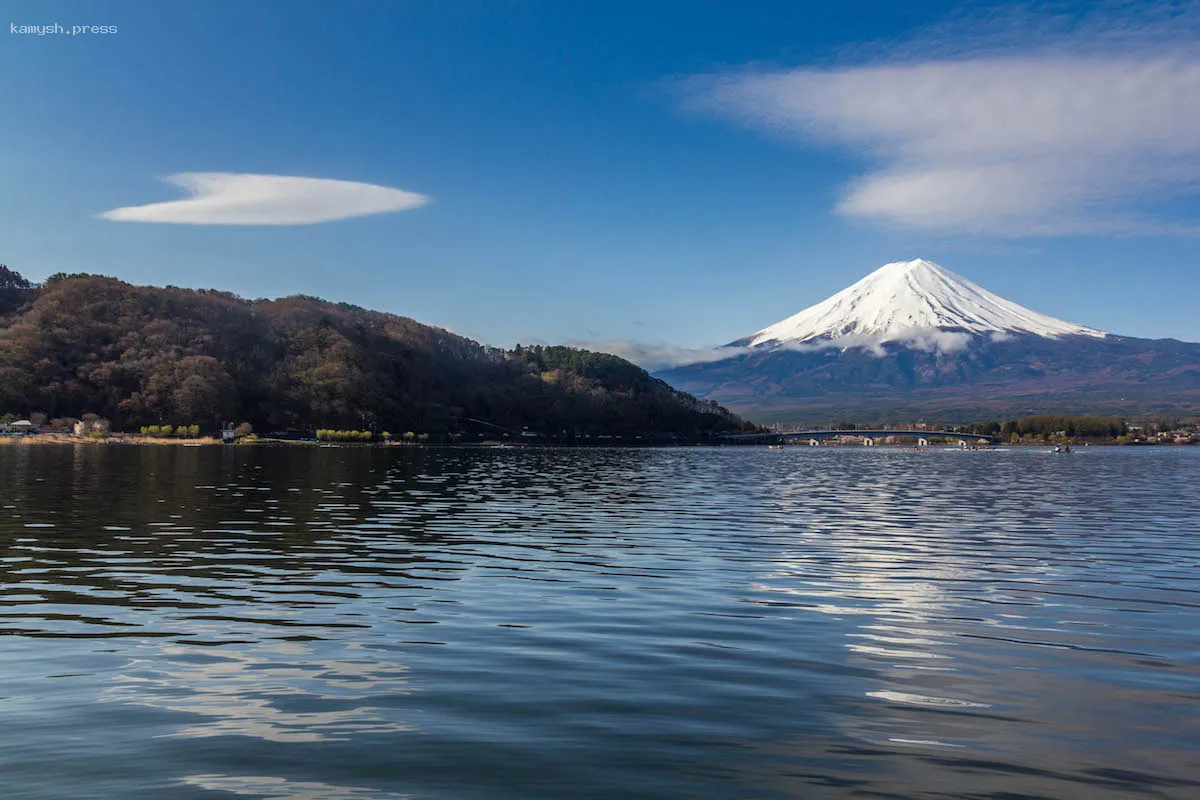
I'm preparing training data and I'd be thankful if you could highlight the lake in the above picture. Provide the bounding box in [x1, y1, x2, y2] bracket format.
[1, 445, 1197, 799]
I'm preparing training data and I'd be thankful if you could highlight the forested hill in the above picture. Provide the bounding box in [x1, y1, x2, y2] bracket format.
[0, 269, 752, 437]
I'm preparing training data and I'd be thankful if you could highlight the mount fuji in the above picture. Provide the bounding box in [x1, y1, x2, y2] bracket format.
[737, 259, 1104, 348]
[658, 259, 1200, 422]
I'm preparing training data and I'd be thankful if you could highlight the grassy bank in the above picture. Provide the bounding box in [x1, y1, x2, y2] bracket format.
[0, 434, 222, 446]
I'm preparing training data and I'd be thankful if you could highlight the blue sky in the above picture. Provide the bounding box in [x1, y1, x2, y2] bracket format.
[2, 0, 1199, 355]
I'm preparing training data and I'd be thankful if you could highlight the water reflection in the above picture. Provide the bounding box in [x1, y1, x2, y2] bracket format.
[181, 774, 411, 799]
[104, 642, 413, 742]
[740, 449, 1200, 795]
[0, 445, 1197, 799]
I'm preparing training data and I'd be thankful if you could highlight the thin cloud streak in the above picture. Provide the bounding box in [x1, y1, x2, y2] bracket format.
[101, 173, 429, 225]
[581, 328, 975, 370]
[680, 47, 1200, 235]
[780, 329, 973, 356]
[571, 340, 752, 371]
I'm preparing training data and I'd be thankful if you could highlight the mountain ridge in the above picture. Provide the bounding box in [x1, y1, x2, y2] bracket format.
[659, 259, 1199, 422]
[0, 270, 753, 437]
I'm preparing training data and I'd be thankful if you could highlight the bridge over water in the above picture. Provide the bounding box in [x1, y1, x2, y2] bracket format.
[725, 429, 1000, 447]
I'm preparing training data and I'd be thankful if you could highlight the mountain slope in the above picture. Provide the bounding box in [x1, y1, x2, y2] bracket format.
[659, 259, 1200, 422]
[0, 272, 751, 436]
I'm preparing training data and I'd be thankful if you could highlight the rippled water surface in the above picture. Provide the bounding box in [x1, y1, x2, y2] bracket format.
[1, 445, 1198, 799]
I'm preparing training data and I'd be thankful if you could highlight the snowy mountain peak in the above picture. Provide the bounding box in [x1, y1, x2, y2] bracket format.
[742, 258, 1106, 348]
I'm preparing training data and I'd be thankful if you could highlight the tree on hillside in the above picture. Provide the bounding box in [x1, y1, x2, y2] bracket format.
[0, 266, 35, 315]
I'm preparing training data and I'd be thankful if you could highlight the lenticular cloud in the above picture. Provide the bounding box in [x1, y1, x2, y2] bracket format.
[101, 172, 430, 225]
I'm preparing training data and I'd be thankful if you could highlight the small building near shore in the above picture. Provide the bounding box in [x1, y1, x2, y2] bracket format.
[73, 416, 112, 436]
[0, 420, 38, 435]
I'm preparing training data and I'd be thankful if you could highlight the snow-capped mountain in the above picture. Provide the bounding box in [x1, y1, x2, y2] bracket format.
[737, 258, 1104, 349]
[658, 259, 1200, 422]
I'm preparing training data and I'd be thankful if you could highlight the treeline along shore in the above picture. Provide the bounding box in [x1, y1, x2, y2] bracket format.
[0, 266, 757, 442]
[762, 415, 1198, 445]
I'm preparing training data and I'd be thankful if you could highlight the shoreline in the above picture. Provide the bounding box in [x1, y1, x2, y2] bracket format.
[1, 435, 1192, 448]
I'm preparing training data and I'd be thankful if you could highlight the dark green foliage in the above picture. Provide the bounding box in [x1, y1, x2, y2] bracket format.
[1000, 415, 1126, 439]
[505, 344, 747, 436]
[959, 420, 1002, 436]
[0, 266, 36, 316]
[513, 346, 649, 389]
[0, 274, 751, 437]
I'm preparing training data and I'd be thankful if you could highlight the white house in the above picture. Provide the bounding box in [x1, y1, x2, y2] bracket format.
[0, 420, 38, 435]
[73, 417, 111, 436]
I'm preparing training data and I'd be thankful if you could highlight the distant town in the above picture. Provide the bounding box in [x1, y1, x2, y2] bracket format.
[759, 416, 1199, 446]
[2, 412, 1197, 446]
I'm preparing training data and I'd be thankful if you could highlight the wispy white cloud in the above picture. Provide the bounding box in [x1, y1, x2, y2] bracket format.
[765, 328, 973, 357]
[678, 6, 1200, 235]
[581, 327, 973, 370]
[572, 340, 751, 370]
[101, 173, 429, 225]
